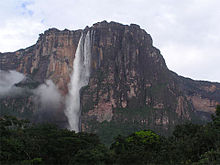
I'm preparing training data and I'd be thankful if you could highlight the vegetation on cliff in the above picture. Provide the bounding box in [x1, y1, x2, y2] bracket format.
[0, 105, 219, 164]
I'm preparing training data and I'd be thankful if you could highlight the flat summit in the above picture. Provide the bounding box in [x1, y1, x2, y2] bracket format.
[0, 21, 220, 144]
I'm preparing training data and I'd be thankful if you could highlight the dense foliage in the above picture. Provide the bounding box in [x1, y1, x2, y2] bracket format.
[0, 105, 219, 164]
[0, 116, 112, 165]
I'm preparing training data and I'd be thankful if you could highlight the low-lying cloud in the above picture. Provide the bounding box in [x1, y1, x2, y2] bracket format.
[0, 70, 25, 97]
[0, 70, 66, 125]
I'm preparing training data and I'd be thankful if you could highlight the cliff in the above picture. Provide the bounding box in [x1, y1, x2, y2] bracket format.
[0, 21, 219, 144]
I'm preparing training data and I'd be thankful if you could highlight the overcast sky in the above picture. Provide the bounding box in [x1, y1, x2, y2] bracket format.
[0, 0, 219, 82]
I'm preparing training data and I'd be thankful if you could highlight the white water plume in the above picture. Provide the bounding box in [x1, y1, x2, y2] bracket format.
[65, 31, 92, 132]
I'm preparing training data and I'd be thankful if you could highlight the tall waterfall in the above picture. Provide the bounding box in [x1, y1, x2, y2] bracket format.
[65, 31, 92, 132]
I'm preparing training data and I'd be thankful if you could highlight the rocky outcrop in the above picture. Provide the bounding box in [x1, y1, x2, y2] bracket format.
[175, 75, 220, 120]
[0, 28, 82, 95]
[0, 28, 82, 125]
[0, 21, 219, 144]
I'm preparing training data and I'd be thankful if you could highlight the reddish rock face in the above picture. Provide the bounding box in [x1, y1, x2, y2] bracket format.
[0, 28, 82, 95]
[81, 22, 220, 134]
[0, 21, 220, 143]
[0, 28, 82, 126]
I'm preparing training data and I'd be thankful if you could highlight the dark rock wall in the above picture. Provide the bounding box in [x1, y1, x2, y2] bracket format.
[0, 21, 219, 144]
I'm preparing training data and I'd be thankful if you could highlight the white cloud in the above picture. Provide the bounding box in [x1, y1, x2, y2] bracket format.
[161, 44, 219, 82]
[0, 70, 25, 97]
[0, 0, 219, 82]
[0, 18, 45, 52]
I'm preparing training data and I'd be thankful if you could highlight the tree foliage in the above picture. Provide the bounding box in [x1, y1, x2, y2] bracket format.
[0, 105, 219, 164]
[0, 116, 111, 165]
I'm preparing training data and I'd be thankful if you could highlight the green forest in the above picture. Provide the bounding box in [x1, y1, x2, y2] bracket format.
[0, 105, 220, 165]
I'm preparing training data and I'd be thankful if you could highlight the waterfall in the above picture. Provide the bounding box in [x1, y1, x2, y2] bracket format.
[65, 31, 92, 132]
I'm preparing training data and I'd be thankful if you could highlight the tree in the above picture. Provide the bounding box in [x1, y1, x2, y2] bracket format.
[111, 130, 166, 164]
[0, 116, 111, 165]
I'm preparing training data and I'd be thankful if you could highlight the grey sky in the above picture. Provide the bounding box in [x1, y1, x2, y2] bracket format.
[0, 0, 219, 82]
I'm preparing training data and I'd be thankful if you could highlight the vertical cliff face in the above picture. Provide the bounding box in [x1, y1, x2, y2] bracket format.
[0, 28, 82, 95]
[0, 28, 82, 125]
[80, 22, 195, 143]
[81, 22, 219, 144]
[0, 21, 220, 144]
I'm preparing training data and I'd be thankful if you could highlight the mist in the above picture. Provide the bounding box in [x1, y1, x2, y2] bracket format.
[0, 70, 67, 126]
[0, 70, 63, 110]
[32, 80, 67, 126]
[0, 70, 25, 97]
[33, 80, 62, 111]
